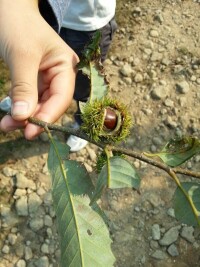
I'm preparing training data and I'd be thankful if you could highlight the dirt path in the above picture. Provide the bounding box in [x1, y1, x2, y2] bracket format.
[0, 0, 200, 266]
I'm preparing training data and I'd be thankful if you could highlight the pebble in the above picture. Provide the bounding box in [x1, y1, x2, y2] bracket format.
[134, 73, 143, 83]
[167, 244, 179, 257]
[164, 116, 178, 128]
[16, 173, 36, 190]
[180, 226, 195, 243]
[15, 196, 29, 216]
[164, 99, 174, 107]
[35, 256, 49, 267]
[7, 233, 18, 245]
[149, 29, 159, 37]
[152, 224, 161, 240]
[29, 218, 44, 232]
[152, 137, 162, 146]
[167, 208, 175, 218]
[44, 215, 53, 227]
[24, 246, 33, 260]
[2, 244, 10, 254]
[159, 226, 181, 246]
[2, 167, 17, 177]
[41, 243, 49, 254]
[119, 64, 133, 77]
[176, 81, 190, 94]
[28, 192, 42, 214]
[150, 52, 163, 62]
[16, 259, 26, 267]
[85, 146, 97, 162]
[151, 249, 167, 260]
[151, 86, 168, 100]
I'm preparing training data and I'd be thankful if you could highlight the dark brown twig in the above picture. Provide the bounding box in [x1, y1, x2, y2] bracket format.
[28, 117, 200, 179]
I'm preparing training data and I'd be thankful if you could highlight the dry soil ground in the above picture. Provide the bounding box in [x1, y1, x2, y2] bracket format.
[0, 0, 200, 266]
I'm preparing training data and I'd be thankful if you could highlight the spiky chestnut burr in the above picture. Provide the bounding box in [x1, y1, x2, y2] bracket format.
[81, 97, 132, 143]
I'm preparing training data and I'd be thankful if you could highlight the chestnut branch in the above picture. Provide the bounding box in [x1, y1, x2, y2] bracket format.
[28, 117, 200, 179]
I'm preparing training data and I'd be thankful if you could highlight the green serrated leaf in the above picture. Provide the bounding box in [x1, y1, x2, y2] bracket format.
[91, 156, 140, 204]
[89, 62, 109, 102]
[173, 182, 200, 226]
[48, 141, 115, 267]
[145, 136, 200, 167]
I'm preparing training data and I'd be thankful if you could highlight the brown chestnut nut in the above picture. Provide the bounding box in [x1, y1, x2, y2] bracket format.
[104, 107, 118, 130]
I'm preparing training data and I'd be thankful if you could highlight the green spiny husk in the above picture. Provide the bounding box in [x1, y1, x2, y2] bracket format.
[81, 97, 132, 143]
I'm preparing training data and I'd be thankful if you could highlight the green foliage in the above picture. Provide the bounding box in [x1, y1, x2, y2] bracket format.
[173, 182, 200, 226]
[145, 136, 200, 167]
[91, 156, 140, 205]
[43, 29, 200, 266]
[48, 139, 115, 267]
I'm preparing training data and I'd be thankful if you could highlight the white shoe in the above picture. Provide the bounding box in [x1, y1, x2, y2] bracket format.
[66, 122, 88, 152]
[67, 135, 88, 152]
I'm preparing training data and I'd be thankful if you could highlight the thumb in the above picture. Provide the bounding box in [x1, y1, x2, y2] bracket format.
[9, 56, 39, 121]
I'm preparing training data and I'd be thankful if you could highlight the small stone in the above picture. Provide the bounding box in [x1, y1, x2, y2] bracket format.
[7, 233, 17, 245]
[150, 240, 159, 249]
[164, 116, 177, 128]
[44, 215, 53, 227]
[164, 99, 174, 107]
[123, 77, 132, 85]
[134, 206, 140, 212]
[15, 196, 28, 216]
[190, 75, 196, 82]
[167, 208, 175, 218]
[2, 244, 10, 254]
[14, 189, 27, 198]
[159, 226, 180, 246]
[151, 86, 168, 100]
[41, 243, 49, 254]
[134, 73, 143, 83]
[86, 147, 97, 162]
[152, 137, 162, 146]
[150, 52, 163, 62]
[2, 167, 17, 177]
[119, 64, 133, 77]
[180, 226, 195, 243]
[16, 173, 36, 190]
[167, 244, 179, 257]
[150, 29, 159, 37]
[28, 192, 42, 214]
[16, 259, 26, 267]
[151, 250, 167, 260]
[35, 256, 49, 267]
[29, 218, 44, 232]
[176, 81, 190, 94]
[37, 187, 46, 196]
[24, 246, 33, 260]
[152, 224, 161, 240]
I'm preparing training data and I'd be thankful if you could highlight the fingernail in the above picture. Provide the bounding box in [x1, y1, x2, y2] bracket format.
[11, 101, 29, 116]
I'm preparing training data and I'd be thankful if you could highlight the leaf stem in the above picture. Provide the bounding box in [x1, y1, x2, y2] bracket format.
[104, 146, 112, 188]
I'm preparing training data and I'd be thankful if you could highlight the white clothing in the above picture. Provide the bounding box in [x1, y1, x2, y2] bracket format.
[62, 0, 116, 31]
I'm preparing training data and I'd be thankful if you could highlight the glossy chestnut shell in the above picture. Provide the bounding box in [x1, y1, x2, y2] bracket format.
[104, 107, 118, 130]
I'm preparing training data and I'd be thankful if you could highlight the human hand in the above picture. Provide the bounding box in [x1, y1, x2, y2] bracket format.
[0, 0, 79, 139]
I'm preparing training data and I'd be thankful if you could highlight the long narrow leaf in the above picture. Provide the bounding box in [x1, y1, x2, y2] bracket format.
[48, 140, 115, 267]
